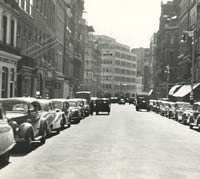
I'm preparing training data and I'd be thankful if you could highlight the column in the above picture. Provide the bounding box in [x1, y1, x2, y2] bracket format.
[0, 8, 3, 41]
[14, 18, 17, 47]
[6, 14, 11, 45]
[0, 64, 2, 98]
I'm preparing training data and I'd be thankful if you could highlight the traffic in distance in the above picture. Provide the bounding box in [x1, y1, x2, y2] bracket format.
[2, 90, 200, 167]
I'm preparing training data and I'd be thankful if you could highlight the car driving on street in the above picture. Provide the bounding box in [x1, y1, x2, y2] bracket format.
[135, 93, 150, 111]
[96, 98, 110, 115]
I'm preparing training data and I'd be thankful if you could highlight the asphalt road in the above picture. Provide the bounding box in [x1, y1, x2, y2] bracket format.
[1, 104, 200, 179]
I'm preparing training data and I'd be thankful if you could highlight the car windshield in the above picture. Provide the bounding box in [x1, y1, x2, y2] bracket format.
[193, 104, 200, 111]
[39, 102, 51, 111]
[0, 100, 28, 113]
[52, 101, 63, 109]
[68, 101, 77, 107]
[177, 103, 186, 108]
[184, 104, 193, 110]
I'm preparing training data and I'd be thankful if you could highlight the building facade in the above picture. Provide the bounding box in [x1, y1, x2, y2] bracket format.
[0, 0, 21, 98]
[131, 48, 151, 92]
[0, 0, 86, 98]
[82, 23, 101, 97]
[154, 0, 180, 99]
[96, 35, 137, 98]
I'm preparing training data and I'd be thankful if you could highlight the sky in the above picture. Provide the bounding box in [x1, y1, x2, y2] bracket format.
[84, 0, 171, 49]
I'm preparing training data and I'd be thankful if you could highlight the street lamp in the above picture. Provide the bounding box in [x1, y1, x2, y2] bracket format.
[165, 65, 170, 99]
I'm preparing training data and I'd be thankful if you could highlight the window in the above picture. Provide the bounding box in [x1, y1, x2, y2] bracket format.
[2, 67, 8, 98]
[10, 20, 15, 46]
[26, 0, 30, 14]
[2, 15, 7, 43]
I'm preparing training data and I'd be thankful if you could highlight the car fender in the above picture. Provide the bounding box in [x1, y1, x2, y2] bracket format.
[18, 122, 33, 138]
[38, 119, 48, 135]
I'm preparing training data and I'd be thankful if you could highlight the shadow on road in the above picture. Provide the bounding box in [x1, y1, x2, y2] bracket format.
[0, 161, 10, 169]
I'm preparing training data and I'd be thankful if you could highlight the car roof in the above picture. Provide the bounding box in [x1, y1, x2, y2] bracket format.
[66, 99, 79, 102]
[37, 99, 51, 104]
[0, 97, 37, 103]
[51, 98, 68, 102]
[194, 102, 200, 105]
[97, 98, 109, 100]
[175, 101, 190, 104]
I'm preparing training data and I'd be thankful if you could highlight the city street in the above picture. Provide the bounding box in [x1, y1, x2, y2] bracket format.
[1, 104, 200, 179]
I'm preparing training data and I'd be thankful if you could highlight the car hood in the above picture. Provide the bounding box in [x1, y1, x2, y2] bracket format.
[6, 112, 27, 120]
[69, 106, 78, 110]
[6, 112, 28, 125]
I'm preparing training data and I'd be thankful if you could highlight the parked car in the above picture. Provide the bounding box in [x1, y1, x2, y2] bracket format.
[149, 99, 156, 111]
[135, 93, 150, 111]
[129, 97, 136, 105]
[118, 98, 126, 105]
[110, 97, 119, 104]
[176, 102, 192, 123]
[155, 100, 162, 113]
[91, 97, 97, 112]
[72, 98, 85, 118]
[82, 99, 90, 117]
[51, 98, 71, 128]
[189, 102, 200, 130]
[179, 104, 193, 125]
[159, 101, 170, 116]
[0, 104, 15, 165]
[66, 99, 82, 124]
[38, 99, 68, 134]
[96, 98, 111, 115]
[174, 102, 190, 121]
[166, 102, 176, 119]
[0, 97, 48, 152]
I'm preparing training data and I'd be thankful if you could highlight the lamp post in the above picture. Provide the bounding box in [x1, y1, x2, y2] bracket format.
[165, 65, 170, 99]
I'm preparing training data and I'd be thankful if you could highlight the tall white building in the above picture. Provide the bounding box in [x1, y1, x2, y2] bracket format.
[95, 35, 137, 98]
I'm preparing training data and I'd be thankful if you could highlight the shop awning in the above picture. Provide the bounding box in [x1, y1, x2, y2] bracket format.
[168, 85, 181, 96]
[148, 89, 153, 95]
[173, 83, 200, 97]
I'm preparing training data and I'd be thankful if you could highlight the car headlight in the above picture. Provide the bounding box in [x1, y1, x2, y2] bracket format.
[9, 121, 19, 133]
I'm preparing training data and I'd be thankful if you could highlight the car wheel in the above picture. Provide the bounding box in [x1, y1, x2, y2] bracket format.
[60, 118, 65, 130]
[24, 129, 33, 153]
[40, 124, 47, 145]
[0, 151, 10, 165]
[96, 112, 99, 115]
[189, 125, 193, 129]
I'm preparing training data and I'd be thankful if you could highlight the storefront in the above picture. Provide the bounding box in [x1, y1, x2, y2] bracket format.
[0, 51, 20, 98]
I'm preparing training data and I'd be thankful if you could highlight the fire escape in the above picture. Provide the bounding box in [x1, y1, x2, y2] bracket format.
[21, 34, 60, 59]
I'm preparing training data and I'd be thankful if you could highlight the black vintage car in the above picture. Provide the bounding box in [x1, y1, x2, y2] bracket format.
[135, 93, 150, 111]
[96, 98, 110, 115]
[0, 97, 48, 152]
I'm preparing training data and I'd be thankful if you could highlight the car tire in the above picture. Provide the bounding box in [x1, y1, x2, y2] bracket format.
[96, 112, 99, 115]
[40, 124, 47, 145]
[24, 129, 33, 153]
[60, 118, 65, 130]
[0, 151, 10, 165]
[189, 125, 193, 129]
